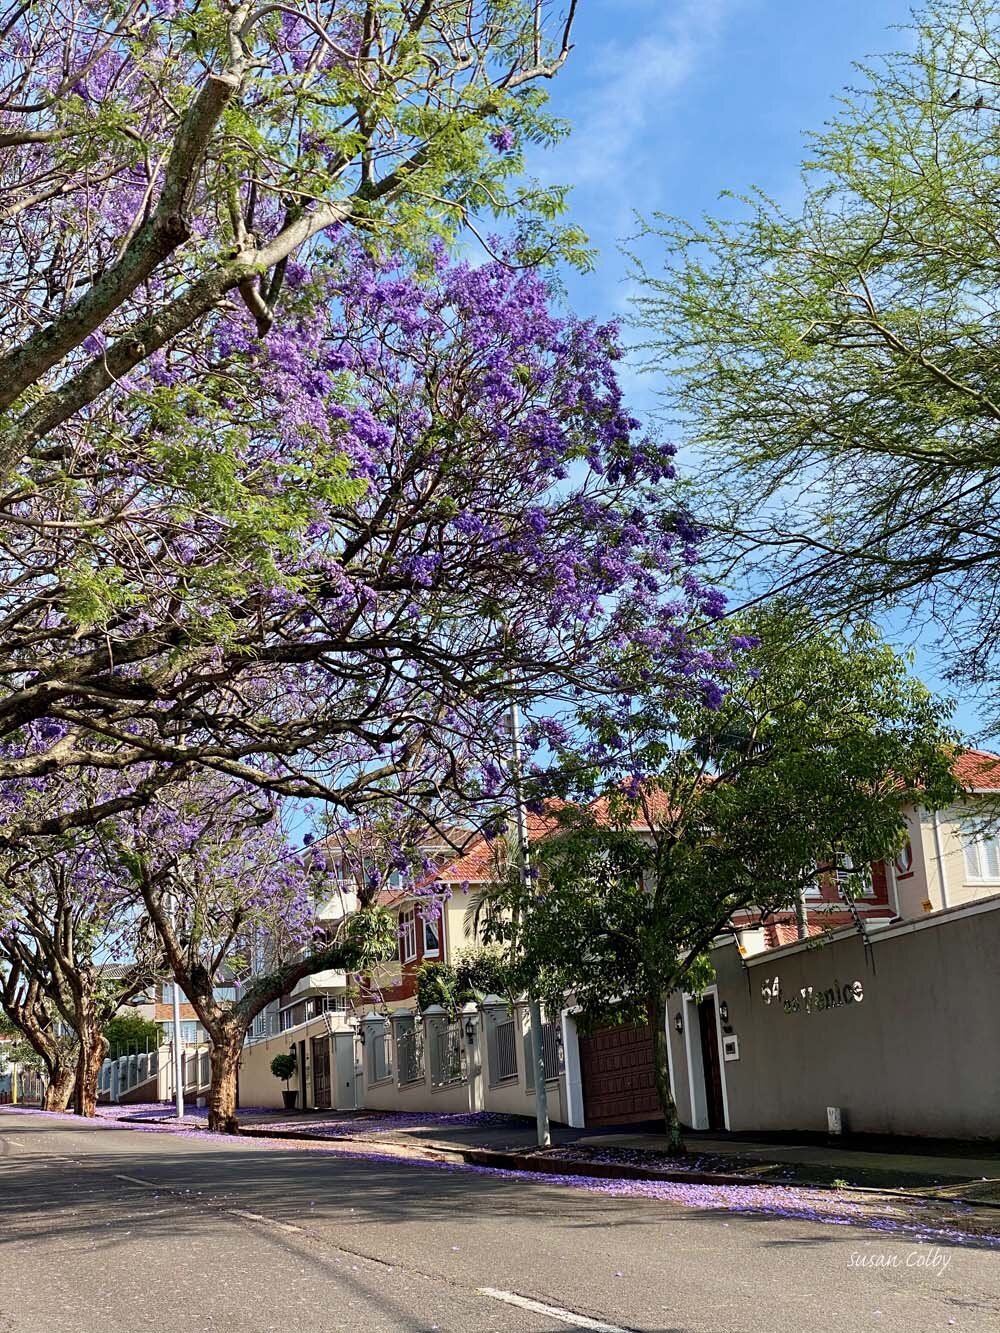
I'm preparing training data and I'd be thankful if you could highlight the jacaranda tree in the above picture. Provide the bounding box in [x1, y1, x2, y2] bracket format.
[0, 244, 724, 839]
[0, 0, 587, 479]
[0, 807, 158, 1115]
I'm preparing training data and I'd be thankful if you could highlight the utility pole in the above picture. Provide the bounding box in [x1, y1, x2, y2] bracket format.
[794, 882, 809, 941]
[171, 894, 184, 1120]
[508, 697, 551, 1149]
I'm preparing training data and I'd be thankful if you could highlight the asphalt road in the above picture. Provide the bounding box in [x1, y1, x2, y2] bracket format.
[1, 1113, 997, 1333]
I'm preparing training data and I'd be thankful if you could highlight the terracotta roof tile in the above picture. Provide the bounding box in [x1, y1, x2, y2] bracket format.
[951, 748, 1000, 791]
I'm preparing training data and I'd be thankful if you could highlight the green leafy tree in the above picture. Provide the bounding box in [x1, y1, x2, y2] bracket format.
[415, 960, 461, 1014]
[479, 605, 960, 1147]
[635, 0, 1000, 728]
[415, 947, 513, 1014]
[103, 1013, 162, 1061]
[454, 946, 513, 1002]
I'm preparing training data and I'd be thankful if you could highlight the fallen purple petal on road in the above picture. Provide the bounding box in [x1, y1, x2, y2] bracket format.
[5, 1106, 998, 1250]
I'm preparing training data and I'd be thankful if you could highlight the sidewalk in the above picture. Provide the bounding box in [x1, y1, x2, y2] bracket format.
[215, 1108, 1000, 1201]
[582, 1130, 1000, 1195]
[103, 1102, 1000, 1201]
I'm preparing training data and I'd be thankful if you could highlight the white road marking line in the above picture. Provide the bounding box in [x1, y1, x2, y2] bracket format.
[114, 1175, 303, 1235]
[477, 1288, 631, 1332]
[0, 1138, 26, 1148]
[225, 1208, 303, 1234]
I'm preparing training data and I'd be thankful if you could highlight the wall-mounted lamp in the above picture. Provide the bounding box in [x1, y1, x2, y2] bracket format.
[464, 1016, 476, 1043]
[358, 1026, 367, 1046]
[719, 1001, 729, 1024]
[673, 1013, 683, 1035]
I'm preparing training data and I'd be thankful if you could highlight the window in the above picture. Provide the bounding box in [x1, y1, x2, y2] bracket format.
[213, 985, 237, 1003]
[803, 869, 825, 899]
[422, 913, 441, 958]
[893, 842, 914, 876]
[833, 854, 874, 898]
[961, 824, 1000, 882]
[163, 1020, 202, 1044]
[399, 908, 417, 963]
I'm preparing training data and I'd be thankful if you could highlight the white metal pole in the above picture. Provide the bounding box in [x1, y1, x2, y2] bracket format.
[508, 697, 551, 1148]
[171, 895, 184, 1119]
[172, 979, 184, 1119]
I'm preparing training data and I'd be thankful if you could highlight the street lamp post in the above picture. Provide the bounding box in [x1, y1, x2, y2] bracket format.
[170, 893, 184, 1120]
[508, 697, 551, 1149]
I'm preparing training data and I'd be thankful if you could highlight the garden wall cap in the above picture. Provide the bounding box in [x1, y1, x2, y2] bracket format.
[479, 993, 508, 1008]
[459, 1001, 479, 1016]
[388, 1007, 415, 1022]
[360, 1012, 389, 1026]
[420, 1003, 448, 1016]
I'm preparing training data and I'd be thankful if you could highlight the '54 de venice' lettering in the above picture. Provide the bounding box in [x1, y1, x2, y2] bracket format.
[760, 975, 865, 1013]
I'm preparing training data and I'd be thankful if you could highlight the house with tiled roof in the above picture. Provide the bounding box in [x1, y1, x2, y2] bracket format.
[360, 809, 563, 1013]
[649, 748, 1000, 1140]
[734, 746, 1000, 950]
[239, 747, 1000, 1129]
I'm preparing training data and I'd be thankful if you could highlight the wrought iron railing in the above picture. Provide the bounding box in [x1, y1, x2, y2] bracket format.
[492, 1017, 518, 1083]
[396, 1024, 423, 1085]
[430, 1022, 463, 1086]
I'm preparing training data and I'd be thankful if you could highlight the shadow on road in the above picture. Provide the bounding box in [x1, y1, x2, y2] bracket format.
[2, 1113, 996, 1260]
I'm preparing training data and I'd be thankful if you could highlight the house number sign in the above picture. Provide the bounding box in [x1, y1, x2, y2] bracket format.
[760, 976, 864, 1015]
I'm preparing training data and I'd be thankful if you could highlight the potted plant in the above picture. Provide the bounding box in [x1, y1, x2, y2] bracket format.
[271, 1053, 298, 1110]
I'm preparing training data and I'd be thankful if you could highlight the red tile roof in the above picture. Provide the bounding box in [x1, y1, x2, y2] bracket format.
[369, 748, 1000, 906]
[430, 805, 570, 887]
[951, 748, 1000, 791]
[763, 921, 827, 949]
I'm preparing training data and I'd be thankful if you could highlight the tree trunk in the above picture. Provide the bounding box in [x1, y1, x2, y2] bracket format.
[73, 1020, 108, 1117]
[43, 1059, 75, 1111]
[647, 992, 684, 1153]
[207, 1035, 242, 1134]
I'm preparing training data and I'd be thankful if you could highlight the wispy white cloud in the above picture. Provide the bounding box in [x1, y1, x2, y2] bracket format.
[527, 0, 741, 323]
[559, 0, 737, 190]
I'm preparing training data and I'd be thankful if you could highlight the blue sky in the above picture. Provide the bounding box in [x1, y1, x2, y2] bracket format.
[525, 0, 992, 745]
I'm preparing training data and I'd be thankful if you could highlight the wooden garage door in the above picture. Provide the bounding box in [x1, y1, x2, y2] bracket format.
[579, 1021, 659, 1126]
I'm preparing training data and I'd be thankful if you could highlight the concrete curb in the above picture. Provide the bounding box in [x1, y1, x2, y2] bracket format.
[109, 1114, 1000, 1211]
[233, 1125, 1000, 1209]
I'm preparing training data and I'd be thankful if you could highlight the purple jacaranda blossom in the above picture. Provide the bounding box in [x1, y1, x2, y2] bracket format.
[489, 128, 516, 152]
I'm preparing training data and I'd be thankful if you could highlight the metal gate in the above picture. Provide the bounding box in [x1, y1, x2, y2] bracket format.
[311, 1035, 332, 1109]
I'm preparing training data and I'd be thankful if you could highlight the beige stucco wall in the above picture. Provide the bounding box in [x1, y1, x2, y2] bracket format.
[359, 1004, 567, 1123]
[907, 802, 1000, 914]
[668, 895, 1000, 1139]
[442, 892, 484, 958]
[239, 1015, 337, 1109]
